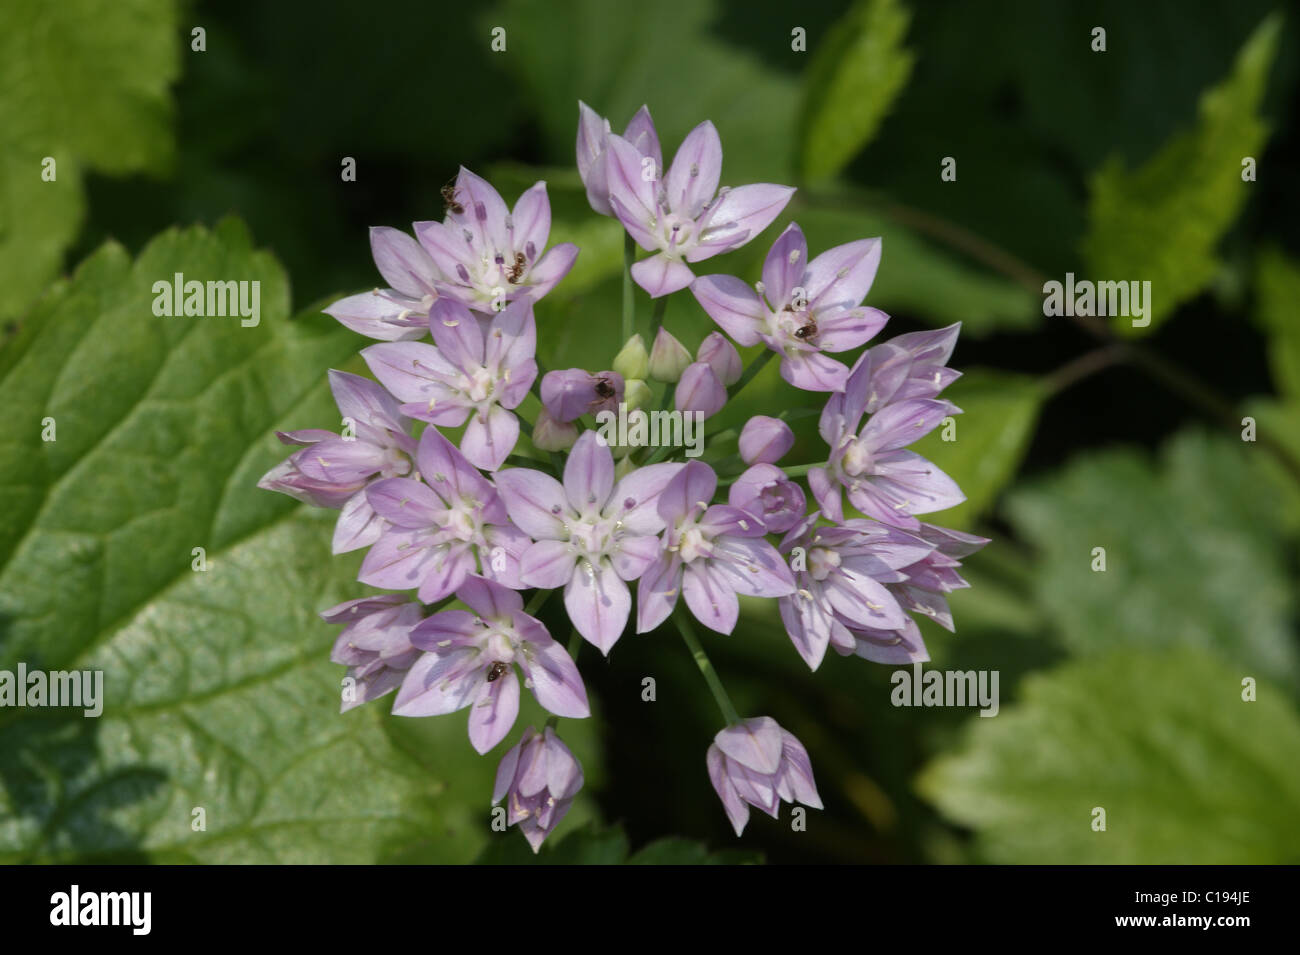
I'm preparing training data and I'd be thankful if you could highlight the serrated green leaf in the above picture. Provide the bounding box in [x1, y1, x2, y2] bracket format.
[909, 370, 1044, 530]
[0, 0, 180, 321]
[1081, 13, 1280, 336]
[918, 650, 1300, 864]
[0, 221, 493, 862]
[1004, 429, 1297, 681]
[798, 0, 915, 181]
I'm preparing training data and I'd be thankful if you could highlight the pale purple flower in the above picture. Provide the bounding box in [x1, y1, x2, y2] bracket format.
[358, 427, 528, 602]
[494, 725, 585, 853]
[495, 432, 683, 654]
[394, 576, 589, 753]
[849, 323, 963, 414]
[604, 122, 795, 297]
[707, 717, 822, 836]
[691, 223, 888, 392]
[322, 595, 423, 712]
[738, 415, 794, 465]
[361, 296, 537, 470]
[777, 512, 934, 670]
[540, 368, 624, 423]
[323, 227, 443, 341]
[576, 101, 662, 218]
[637, 461, 796, 635]
[258, 370, 417, 553]
[413, 167, 578, 313]
[831, 521, 988, 664]
[696, 331, 742, 386]
[810, 363, 964, 528]
[727, 464, 805, 534]
[674, 361, 726, 418]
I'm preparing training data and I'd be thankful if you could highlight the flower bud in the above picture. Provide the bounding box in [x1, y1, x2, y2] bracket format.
[738, 415, 795, 465]
[623, 378, 653, 411]
[696, 332, 742, 386]
[540, 368, 624, 422]
[494, 726, 584, 853]
[612, 333, 650, 381]
[532, 407, 578, 451]
[674, 361, 726, 418]
[648, 327, 692, 382]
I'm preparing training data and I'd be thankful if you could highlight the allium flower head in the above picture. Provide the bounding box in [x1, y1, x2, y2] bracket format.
[362, 296, 537, 470]
[323, 226, 444, 341]
[257, 370, 417, 553]
[358, 426, 528, 602]
[322, 595, 424, 712]
[396, 576, 589, 753]
[637, 461, 796, 634]
[692, 223, 888, 392]
[708, 717, 822, 836]
[495, 432, 683, 653]
[415, 167, 578, 313]
[494, 726, 585, 853]
[603, 121, 795, 297]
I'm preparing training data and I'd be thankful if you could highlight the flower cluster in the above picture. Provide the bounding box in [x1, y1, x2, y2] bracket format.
[260, 102, 985, 853]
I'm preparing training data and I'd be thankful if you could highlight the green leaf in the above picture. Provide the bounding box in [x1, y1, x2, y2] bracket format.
[0, 0, 180, 321]
[918, 650, 1300, 863]
[1254, 246, 1300, 401]
[1241, 397, 1300, 536]
[797, 0, 915, 182]
[0, 220, 489, 862]
[1004, 429, 1297, 682]
[1081, 13, 1280, 336]
[908, 370, 1045, 530]
[486, 0, 801, 183]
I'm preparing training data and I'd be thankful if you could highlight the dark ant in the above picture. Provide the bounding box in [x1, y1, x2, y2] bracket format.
[594, 377, 616, 399]
[504, 251, 526, 284]
[441, 181, 464, 216]
[486, 661, 508, 682]
[793, 320, 817, 340]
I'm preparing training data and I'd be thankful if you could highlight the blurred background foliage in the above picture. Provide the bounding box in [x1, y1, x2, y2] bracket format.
[1, 0, 1298, 863]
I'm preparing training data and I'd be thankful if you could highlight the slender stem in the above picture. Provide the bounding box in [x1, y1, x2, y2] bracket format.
[728, 348, 775, 401]
[674, 608, 740, 725]
[1042, 344, 1129, 396]
[780, 461, 826, 479]
[622, 233, 636, 343]
[639, 382, 682, 466]
[524, 588, 552, 617]
[650, 295, 668, 340]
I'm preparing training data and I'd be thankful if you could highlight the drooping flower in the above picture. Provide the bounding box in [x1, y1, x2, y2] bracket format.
[357, 426, 528, 602]
[692, 223, 888, 392]
[540, 368, 625, 423]
[362, 296, 537, 470]
[257, 370, 417, 553]
[727, 463, 805, 534]
[810, 379, 964, 529]
[494, 725, 585, 853]
[576, 101, 662, 218]
[604, 122, 794, 297]
[414, 167, 578, 313]
[637, 461, 796, 634]
[394, 576, 589, 753]
[495, 432, 683, 653]
[738, 415, 794, 465]
[321, 595, 424, 712]
[777, 512, 934, 670]
[323, 227, 443, 341]
[707, 717, 822, 836]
